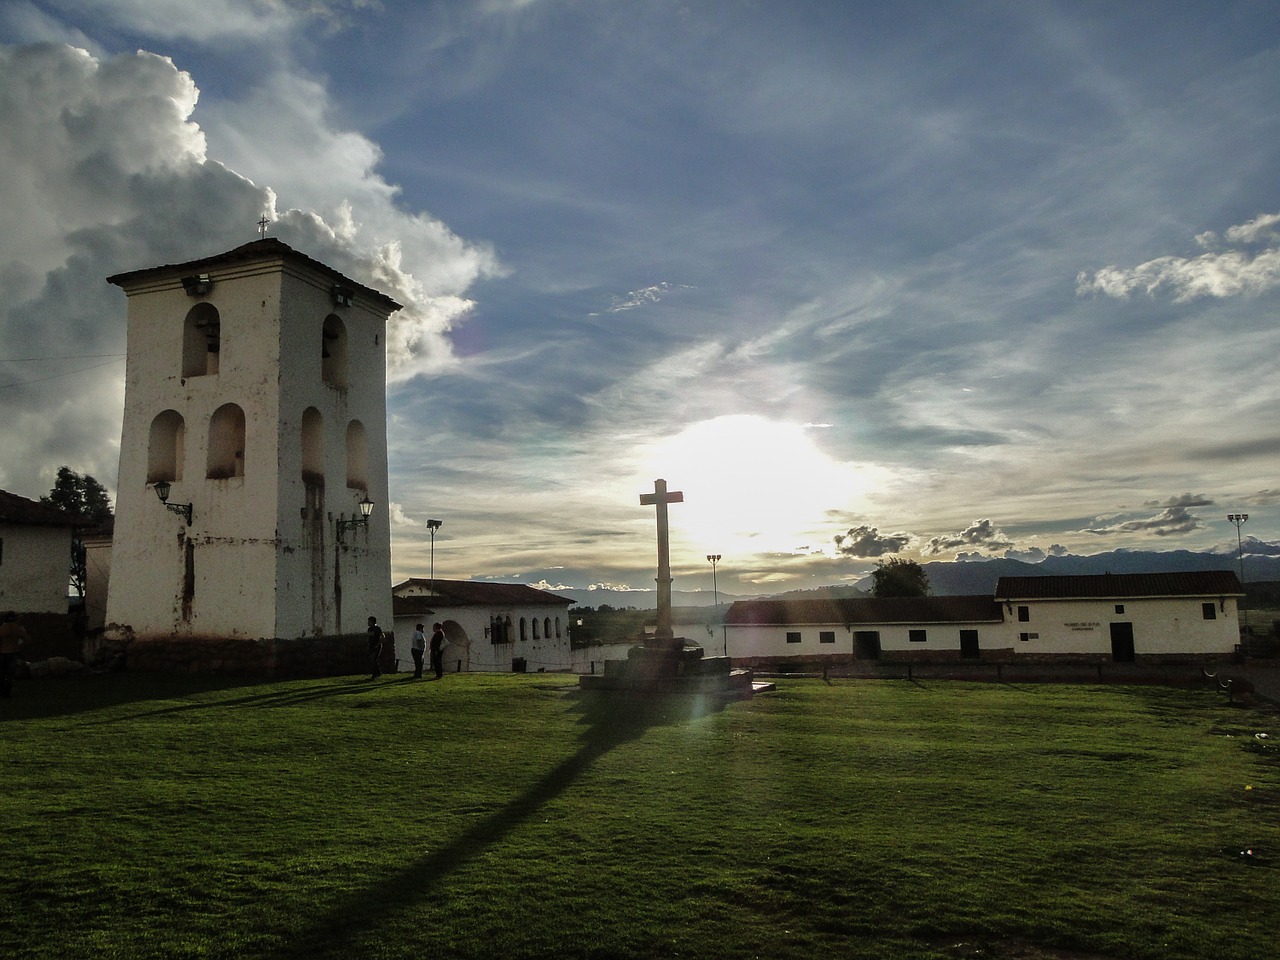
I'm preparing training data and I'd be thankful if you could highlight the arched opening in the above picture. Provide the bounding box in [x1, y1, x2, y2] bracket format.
[544, 617, 552, 640]
[182, 302, 220, 377]
[345, 420, 368, 491]
[555, 617, 562, 639]
[301, 407, 324, 485]
[321, 314, 348, 389]
[207, 403, 246, 479]
[519, 617, 528, 642]
[532, 618, 541, 639]
[147, 409, 185, 483]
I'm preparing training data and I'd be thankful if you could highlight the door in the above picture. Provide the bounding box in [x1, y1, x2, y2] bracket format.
[854, 630, 881, 660]
[1110, 622, 1135, 662]
[960, 629, 980, 660]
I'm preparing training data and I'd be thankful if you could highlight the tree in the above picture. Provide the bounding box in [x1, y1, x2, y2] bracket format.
[871, 557, 930, 598]
[41, 467, 113, 600]
[41, 466, 113, 526]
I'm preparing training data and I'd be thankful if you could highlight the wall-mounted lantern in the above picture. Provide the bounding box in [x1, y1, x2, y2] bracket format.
[337, 496, 375, 541]
[153, 480, 193, 526]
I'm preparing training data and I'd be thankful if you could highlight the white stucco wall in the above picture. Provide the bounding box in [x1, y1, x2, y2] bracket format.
[106, 248, 394, 643]
[726, 595, 1240, 661]
[392, 604, 573, 673]
[1010, 596, 1240, 656]
[0, 523, 71, 613]
[727, 620, 1005, 660]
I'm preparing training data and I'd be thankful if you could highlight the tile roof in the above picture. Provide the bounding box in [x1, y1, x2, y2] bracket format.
[994, 570, 1243, 600]
[107, 238, 402, 311]
[0, 489, 78, 526]
[392, 578, 575, 608]
[726, 595, 1003, 627]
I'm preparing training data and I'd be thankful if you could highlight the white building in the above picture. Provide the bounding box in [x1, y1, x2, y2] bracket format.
[993, 571, 1242, 660]
[103, 239, 400, 672]
[0, 489, 75, 615]
[391, 578, 575, 673]
[725, 595, 1004, 665]
[725, 571, 1244, 667]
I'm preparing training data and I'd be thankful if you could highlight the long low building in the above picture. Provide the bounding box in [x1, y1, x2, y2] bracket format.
[724, 570, 1244, 668]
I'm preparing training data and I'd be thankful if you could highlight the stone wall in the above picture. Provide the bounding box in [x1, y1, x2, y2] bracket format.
[89, 632, 397, 677]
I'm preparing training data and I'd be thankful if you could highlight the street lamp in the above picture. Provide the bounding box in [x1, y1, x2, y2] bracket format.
[1227, 513, 1249, 584]
[427, 519, 443, 594]
[707, 554, 725, 657]
[336, 495, 375, 541]
[152, 480, 192, 526]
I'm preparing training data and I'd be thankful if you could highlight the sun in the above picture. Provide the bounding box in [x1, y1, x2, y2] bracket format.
[637, 414, 884, 560]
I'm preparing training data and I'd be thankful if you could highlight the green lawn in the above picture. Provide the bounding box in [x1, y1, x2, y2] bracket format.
[1, 672, 1276, 960]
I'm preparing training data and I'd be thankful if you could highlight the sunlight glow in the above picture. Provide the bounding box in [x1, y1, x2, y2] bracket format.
[637, 415, 887, 560]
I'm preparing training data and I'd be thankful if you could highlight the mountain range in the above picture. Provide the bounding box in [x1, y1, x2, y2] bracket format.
[555, 548, 1280, 608]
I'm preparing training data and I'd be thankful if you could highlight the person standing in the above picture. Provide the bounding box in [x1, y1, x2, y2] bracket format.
[367, 615, 384, 680]
[0, 611, 30, 698]
[429, 622, 446, 680]
[411, 623, 426, 679]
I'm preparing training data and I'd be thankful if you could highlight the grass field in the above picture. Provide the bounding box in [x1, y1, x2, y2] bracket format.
[1, 672, 1277, 960]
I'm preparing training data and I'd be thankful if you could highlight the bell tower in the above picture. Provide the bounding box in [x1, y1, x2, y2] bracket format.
[104, 239, 399, 663]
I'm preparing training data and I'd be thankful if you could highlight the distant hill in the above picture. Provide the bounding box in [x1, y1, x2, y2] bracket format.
[555, 550, 1280, 609]
[560, 588, 747, 608]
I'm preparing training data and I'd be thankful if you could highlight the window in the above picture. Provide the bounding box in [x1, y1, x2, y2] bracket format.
[555, 617, 562, 638]
[321, 314, 348, 388]
[544, 617, 552, 640]
[819, 631, 835, 644]
[785, 631, 802, 644]
[1017, 605, 1030, 622]
[1114, 604, 1125, 614]
[1019, 632, 1030, 642]
[206, 403, 245, 479]
[1202, 602, 1217, 620]
[520, 617, 528, 642]
[182, 303, 220, 377]
[147, 410, 185, 483]
[532, 618, 540, 639]
[909, 629, 927, 643]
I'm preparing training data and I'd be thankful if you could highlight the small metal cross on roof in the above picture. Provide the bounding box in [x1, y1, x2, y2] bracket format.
[258, 216, 270, 238]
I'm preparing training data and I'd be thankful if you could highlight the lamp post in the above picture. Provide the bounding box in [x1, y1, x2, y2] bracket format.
[1227, 514, 1248, 583]
[427, 519, 443, 595]
[152, 480, 192, 526]
[336, 495, 374, 541]
[707, 553, 725, 657]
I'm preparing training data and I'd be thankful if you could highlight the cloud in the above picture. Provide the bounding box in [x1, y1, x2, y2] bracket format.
[1003, 544, 1069, 562]
[1084, 505, 1205, 538]
[833, 524, 912, 558]
[921, 519, 1014, 556]
[0, 42, 495, 499]
[1143, 492, 1215, 509]
[1078, 211, 1280, 301]
[604, 282, 691, 313]
[1244, 489, 1280, 506]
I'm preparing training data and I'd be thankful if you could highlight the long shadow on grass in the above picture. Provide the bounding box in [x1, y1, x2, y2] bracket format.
[268, 689, 727, 959]
[67, 675, 400, 726]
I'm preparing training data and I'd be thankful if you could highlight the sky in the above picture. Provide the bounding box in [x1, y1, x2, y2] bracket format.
[1, 0, 1278, 598]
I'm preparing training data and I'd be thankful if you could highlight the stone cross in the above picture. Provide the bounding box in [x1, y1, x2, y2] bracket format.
[640, 478, 683, 643]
